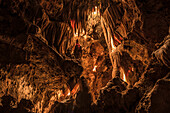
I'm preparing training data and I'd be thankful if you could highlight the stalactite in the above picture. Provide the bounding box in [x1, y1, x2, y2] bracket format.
[86, 9, 89, 21]
[108, 7, 116, 26]
[114, 34, 121, 44]
[76, 21, 78, 35]
[80, 22, 82, 33]
[92, 7, 94, 12]
[74, 22, 76, 35]
[78, 22, 80, 37]
[115, 32, 123, 40]
[113, 38, 118, 47]
[112, 5, 119, 20]
[117, 4, 124, 17]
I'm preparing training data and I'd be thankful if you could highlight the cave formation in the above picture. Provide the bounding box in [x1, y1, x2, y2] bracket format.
[0, 0, 169, 113]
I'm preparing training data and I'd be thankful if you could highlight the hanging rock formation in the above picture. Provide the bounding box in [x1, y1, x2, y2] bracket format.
[0, 0, 169, 113]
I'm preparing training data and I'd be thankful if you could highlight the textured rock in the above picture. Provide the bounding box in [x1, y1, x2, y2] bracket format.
[136, 0, 170, 45]
[0, 8, 82, 111]
[0, 34, 65, 112]
[136, 73, 170, 113]
[96, 77, 127, 113]
[94, 77, 140, 113]
[0, 0, 170, 113]
[152, 36, 170, 68]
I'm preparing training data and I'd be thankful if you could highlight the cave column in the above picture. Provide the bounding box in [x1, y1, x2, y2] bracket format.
[101, 17, 119, 78]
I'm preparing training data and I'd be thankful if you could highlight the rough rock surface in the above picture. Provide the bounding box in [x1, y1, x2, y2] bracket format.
[0, 0, 169, 113]
[136, 73, 170, 113]
[0, 0, 82, 112]
[0, 34, 83, 112]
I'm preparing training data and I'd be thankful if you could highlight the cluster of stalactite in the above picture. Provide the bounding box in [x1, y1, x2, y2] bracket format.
[68, 0, 125, 36]
[30, 0, 131, 56]
[39, 0, 103, 55]
[69, 1, 100, 36]
[1, 0, 169, 112]
[100, 0, 148, 85]
[101, 1, 140, 49]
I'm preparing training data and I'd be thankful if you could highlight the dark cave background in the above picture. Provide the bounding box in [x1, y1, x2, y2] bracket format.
[0, 0, 169, 113]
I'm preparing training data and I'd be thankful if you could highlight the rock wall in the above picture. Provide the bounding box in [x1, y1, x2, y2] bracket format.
[95, 0, 170, 112]
[0, 0, 83, 112]
[136, 73, 170, 113]
[0, 0, 169, 113]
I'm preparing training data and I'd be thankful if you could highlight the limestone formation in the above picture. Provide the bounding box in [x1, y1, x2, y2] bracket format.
[0, 0, 169, 113]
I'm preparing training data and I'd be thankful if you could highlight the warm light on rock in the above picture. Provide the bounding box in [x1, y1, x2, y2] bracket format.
[93, 65, 97, 72]
[123, 71, 127, 82]
[57, 90, 63, 99]
[67, 91, 70, 96]
[74, 29, 78, 37]
[92, 6, 99, 16]
[0, 0, 169, 113]
[111, 37, 116, 52]
[84, 35, 87, 40]
[71, 83, 80, 96]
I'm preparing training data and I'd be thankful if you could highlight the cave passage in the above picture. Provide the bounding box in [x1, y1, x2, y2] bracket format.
[0, 0, 170, 113]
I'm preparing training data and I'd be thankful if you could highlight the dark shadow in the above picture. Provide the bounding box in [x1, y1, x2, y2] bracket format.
[0, 95, 15, 113]
[12, 99, 34, 113]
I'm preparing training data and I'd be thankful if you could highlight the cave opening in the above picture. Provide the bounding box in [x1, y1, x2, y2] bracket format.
[0, 0, 170, 113]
